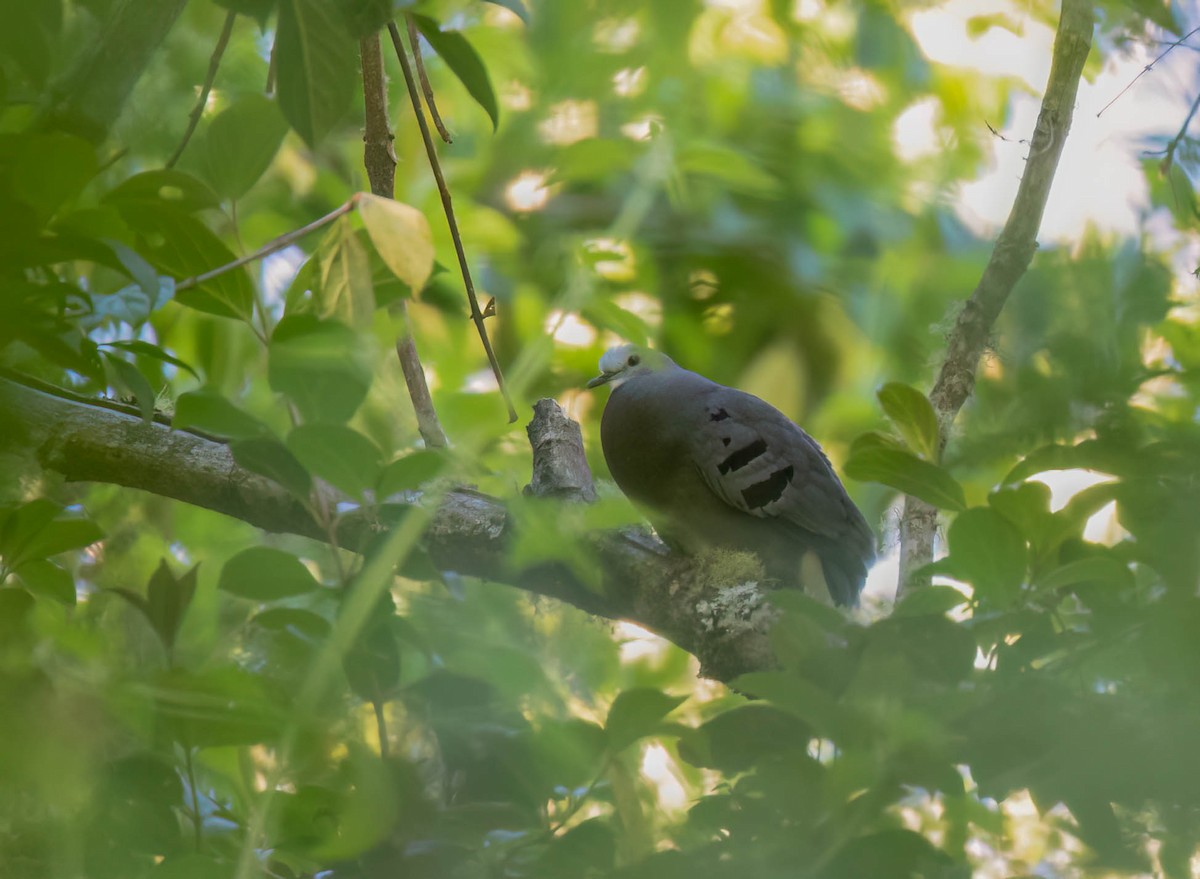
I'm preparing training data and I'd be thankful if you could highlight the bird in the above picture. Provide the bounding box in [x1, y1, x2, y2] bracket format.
[587, 343, 874, 605]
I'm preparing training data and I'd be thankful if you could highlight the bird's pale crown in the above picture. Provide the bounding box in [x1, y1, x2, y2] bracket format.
[586, 344, 674, 389]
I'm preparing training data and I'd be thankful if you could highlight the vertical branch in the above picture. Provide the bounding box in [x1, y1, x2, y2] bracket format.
[897, 0, 1094, 598]
[387, 21, 520, 424]
[166, 9, 237, 169]
[359, 34, 450, 450]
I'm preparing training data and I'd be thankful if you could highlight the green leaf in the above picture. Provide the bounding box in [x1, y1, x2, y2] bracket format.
[13, 559, 75, 605]
[286, 424, 383, 498]
[102, 340, 199, 379]
[893, 583, 969, 618]
[0, 499, 62, 566]
[1000, 439, 1122, 485]
[678, 704, 812, 773]
[944, 508, 1027, 605]
[251, 607, 331, 639]
[483, 0, 529, 22]
[23, 518, 104, 560]
[0, 133, 97, 221]
[0, 0, 62, 87]
[377, 449, 450, 497]
[231, 437, 313, 498]
[1036, 556, 1133, 592]
[275, 0, 357, 147]
[412, 15, 500, 131]
[114, 203, 255, 321]
[103, 352, 157, 422]
[145, 560, 198, 652]
[677, 142, 779, 196]
[155, 666, 286, 746]
[877, 382, 940, 461]
[211, 0, 277, 28]
[844, 439, 966, 511]
[314, 216, 375, 327]
[202, 93, 290, 200]
[605, 688, 685, 751]
[732, 671, 852, 741]
[356, 194, 435, 294]
[102, 169, 221, 213]
[343, 620, 400, 701]
[174, 389, 272, 439]
[219, 547, 321, 600]
[549, 138, 639, 184]
[268, 315, 373, 424]
[103, 239, 162, 302]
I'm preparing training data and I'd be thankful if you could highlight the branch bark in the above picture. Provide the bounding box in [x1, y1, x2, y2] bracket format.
[0, 377, 777, 682]
[359, 33, 449, 450]
[897, 0, 1095, 597]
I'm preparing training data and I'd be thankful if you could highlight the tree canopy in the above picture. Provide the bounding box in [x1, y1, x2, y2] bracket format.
[2, 1, 1200, 877]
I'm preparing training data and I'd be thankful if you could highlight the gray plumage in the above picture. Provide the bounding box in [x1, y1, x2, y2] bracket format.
[588, 344, 874, 605]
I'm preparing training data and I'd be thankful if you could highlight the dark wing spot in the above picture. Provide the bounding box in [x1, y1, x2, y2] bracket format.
[721, 437, 731, 446]
[741, 466, 794, 509]
[710, 408, 730, 422]
[717, 438, 767, 475]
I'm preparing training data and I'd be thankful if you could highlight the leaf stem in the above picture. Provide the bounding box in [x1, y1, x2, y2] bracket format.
[388, 20, 519, 423]
[406, 15, 453, 144]
[166, 9, 237, 169]
[174, 200, 355, 294]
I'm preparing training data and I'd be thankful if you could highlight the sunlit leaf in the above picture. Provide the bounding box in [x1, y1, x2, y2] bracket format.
[356, 194, 434, 294]
[314, 216, 375, 327]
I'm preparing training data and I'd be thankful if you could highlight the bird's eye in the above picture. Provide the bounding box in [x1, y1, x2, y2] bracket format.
[628, 354, 640, 366]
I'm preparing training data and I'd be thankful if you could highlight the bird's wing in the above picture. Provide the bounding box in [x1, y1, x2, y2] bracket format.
[689, 388, 874, 560]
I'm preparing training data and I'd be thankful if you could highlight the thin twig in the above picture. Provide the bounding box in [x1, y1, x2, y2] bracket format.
[265, 35, 277, 95]
[1097, 25, 1200, 118]
[405, 14, 453, 144]
[166, 9, 236, 169]
[1157, 88, 1200, 174]
[897, 0, 1094, 598]
[373, 699, 390, 760]
[360, 33, 449, 449]
[175, 199, 355, 293]
[388, 20, 519, 423]
[184, 746, 204, 851]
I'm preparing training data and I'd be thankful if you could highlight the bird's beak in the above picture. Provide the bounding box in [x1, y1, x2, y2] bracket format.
[586, 371, 617, 389]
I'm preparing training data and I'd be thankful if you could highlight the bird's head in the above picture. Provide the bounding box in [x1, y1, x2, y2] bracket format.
[586, 344, 674, 390]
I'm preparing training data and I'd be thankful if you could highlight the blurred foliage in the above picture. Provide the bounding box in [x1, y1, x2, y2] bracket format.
[1, 0, 1200, 877]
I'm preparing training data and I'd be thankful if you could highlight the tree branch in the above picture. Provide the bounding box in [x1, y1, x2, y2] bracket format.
[359, 33, 449, 450]
[0, 376, 776, 682]
[897, 0, 1094, 598]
